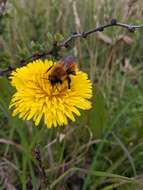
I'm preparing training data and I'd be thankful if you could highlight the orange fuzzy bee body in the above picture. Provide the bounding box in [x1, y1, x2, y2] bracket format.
[48, 56, 76, 89]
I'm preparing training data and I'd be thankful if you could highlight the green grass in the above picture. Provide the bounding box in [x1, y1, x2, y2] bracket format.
[1, 0, 143, 189]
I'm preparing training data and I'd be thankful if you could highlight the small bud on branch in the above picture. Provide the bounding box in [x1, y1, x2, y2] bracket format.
[1, 19, 143, 76]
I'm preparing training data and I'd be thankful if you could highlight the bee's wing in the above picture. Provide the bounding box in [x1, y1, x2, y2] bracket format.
[59, 56, 76, 70]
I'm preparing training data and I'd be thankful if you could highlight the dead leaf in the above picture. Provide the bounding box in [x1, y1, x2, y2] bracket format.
[97, 32, 112, 45]
[118, 35, 134, 45]
[121, 57, 135, 73]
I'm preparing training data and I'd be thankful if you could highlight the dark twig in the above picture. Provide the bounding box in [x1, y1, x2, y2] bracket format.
[60, 19, 143, 47]
[1, 19, 143, 76]
[0, 66, 14, 76]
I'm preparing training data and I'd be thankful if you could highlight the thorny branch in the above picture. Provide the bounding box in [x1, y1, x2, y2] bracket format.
[1, 19, 143, 76]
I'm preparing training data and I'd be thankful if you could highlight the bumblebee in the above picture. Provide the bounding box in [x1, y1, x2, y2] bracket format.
[47, 56, 76, 89]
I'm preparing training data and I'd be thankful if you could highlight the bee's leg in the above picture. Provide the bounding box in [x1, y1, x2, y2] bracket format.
[59, 80, 62, 84]
[46, 65, 53, 73]
[55, 80, 62, 91]
[67, 77, 71, 89]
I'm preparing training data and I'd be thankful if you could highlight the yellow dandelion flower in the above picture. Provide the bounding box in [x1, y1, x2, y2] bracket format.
[9, 59, 92, 128]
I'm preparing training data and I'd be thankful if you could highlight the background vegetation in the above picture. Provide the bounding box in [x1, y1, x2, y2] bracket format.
[1, 0, 143, 189]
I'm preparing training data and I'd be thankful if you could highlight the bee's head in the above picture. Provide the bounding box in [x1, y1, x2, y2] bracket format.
[68, 70, 76, 75]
